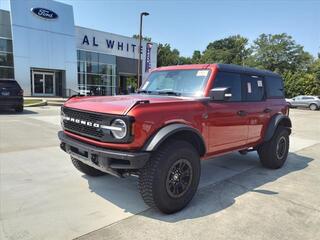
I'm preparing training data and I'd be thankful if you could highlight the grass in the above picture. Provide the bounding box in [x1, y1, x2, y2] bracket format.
[24, 99, 43, 106]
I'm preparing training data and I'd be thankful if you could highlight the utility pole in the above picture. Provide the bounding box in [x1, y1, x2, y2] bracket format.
[137, 12, 149, 89]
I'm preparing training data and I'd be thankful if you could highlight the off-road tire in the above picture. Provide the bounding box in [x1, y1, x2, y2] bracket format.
[309, 104, 318, 111]
[71, 157, 106, 176]
[139, 140, 201, 214]
[258, 127, 289, 169]
[15, 105, 23, 113]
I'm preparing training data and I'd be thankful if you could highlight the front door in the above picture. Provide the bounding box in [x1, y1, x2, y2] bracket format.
[32, 72, 55, 96]
[292, 96, 303, 107]
[207, 71, 248, 154]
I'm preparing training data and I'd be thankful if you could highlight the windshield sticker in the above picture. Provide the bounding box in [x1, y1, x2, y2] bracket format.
[141, 81, 149, 90]
[257, 80, 263, 87]
[196, 70, 209, 77]
[247, 82, 252, 93]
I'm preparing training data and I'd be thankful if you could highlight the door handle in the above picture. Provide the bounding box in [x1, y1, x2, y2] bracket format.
[263, 108, 272, 113]
[237, 110, 247, 117]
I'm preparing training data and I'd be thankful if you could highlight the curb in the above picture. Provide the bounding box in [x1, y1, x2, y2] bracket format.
[47, 101, 65, 106]
[24, 100, 48, 107]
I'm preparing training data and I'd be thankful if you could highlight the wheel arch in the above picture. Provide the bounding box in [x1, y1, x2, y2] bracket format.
[142, 123, 206, 157]
[264, 114, 292, 142]
[309, 102, 319, 108]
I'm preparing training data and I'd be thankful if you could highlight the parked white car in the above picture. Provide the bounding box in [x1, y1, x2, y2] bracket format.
[286, 95, 320, 110]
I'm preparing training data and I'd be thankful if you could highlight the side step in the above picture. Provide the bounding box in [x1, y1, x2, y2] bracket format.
[239, 147, 256, 155]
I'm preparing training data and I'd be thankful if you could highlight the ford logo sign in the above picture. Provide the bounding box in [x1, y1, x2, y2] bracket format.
[31, 8, 58, 20]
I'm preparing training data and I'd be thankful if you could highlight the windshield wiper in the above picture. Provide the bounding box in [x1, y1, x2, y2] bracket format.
[156, 91, 181, 96]
[137, 89, 181, 96]
[137, 90, 154, 94]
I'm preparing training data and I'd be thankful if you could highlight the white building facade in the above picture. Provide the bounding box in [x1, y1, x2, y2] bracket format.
[0, 0, 157, 97]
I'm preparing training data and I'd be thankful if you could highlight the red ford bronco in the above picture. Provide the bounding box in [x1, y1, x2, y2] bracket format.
[59, 64, 291, 213]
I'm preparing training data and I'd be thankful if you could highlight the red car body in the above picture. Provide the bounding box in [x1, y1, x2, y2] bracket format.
[59, 63, 291, 213]
[63, 64, 288, 160]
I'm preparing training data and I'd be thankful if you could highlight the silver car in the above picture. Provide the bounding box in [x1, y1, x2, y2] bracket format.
[286, 95, 320, 110]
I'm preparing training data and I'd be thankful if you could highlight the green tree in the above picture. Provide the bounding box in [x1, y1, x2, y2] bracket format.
[154, 34, 319, 98]
[132, 34, 152, 42]
[201, 35, 251, 65]
[178, 56, 192, 65]
[191, 50, 202, 63]
[157, 43, 181, 67]
[309, 58, 320, 80]
[283, 71, 320, 98]
[250, 33, 313, 74]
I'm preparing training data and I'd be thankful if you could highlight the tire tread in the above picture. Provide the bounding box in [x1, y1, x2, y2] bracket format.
[258, 126, 289, 169]
[138, 139, 200, 213]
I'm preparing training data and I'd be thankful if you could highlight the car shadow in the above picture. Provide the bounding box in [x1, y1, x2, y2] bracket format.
[0, 109, 38, 115]
[82, 151, 312, 221]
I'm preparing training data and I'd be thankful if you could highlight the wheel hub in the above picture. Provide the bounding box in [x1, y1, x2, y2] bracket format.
[276, 136, 287, 159]
[166, 159, 193, 198]
[173, 172, 180, 181]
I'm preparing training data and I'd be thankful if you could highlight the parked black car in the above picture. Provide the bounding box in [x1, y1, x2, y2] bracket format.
[0, 80, 24, 112]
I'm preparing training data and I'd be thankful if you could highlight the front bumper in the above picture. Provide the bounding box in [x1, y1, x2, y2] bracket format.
[58, 131, 150, 177]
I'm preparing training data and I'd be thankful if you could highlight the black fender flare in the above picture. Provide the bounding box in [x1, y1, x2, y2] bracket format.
[142, 123, 206, 156]
[264, 114, 292, 142]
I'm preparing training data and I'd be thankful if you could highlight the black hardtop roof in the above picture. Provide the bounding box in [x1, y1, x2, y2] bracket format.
[216, 64, 280, 78]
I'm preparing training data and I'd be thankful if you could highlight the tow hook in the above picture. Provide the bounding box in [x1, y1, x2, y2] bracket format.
[91, 154, 99, 165]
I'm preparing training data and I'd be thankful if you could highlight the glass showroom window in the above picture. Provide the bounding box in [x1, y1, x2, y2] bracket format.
[77, 50, 116, 96]
[0, 52, 14, 66]
[0, 38, 14, 79]
[0, 38, 13, 52]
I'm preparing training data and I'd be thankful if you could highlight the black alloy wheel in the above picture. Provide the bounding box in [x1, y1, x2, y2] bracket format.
[166, 159, 193, 198]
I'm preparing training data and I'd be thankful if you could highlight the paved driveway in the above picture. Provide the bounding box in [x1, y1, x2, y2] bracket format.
[0, 107, 319, 240]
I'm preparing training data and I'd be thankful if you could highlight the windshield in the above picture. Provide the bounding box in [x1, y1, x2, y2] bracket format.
[140, 69, 211, 97]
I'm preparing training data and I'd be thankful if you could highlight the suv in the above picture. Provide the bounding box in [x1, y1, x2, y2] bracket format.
[58, 64, 291, 213]
[286, 95, 320, 110]
[0, 80, 24, 112]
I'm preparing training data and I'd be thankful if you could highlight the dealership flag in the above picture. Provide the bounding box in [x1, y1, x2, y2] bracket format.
[145, 43, 153, 72]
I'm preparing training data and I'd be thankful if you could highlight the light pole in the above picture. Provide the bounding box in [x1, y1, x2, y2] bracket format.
[137, 12, 149, 89]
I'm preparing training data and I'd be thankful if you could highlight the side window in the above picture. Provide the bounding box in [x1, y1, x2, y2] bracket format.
[212, 71, 242, 101]
[302, 97, 314, 100]
[241, 74, 265, 102]
[265, 76, 284, 98]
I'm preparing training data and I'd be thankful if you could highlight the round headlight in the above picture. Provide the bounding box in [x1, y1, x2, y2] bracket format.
[110, 119, 127, 139]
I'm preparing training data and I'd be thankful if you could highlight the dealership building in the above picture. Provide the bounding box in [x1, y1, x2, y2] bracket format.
[0, 0, 157, 97]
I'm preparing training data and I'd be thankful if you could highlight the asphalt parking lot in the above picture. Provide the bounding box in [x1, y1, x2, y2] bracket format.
[0, 107, 319, 240]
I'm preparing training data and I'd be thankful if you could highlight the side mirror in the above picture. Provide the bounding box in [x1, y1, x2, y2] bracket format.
[209, 87, 232, 101]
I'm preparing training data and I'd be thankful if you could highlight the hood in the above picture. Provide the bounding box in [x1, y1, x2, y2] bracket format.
[63, 94, 188, 115]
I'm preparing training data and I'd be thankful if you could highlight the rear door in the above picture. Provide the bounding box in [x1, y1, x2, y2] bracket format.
[301, 96, 314, 107]
[241, 74, 270, 144]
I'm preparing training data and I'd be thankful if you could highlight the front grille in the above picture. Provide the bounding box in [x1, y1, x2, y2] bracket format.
[62, 107, 112, 141]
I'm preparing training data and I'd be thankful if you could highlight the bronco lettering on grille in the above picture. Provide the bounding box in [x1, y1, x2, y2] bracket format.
[62, 116, 101, 128]
[62, 116, 121, 131]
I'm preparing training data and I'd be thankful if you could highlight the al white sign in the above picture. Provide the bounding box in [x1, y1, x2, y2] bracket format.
[76, 26, 153, 60]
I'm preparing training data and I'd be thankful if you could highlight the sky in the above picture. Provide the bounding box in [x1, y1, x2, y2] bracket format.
[1, 0, 319, 57]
